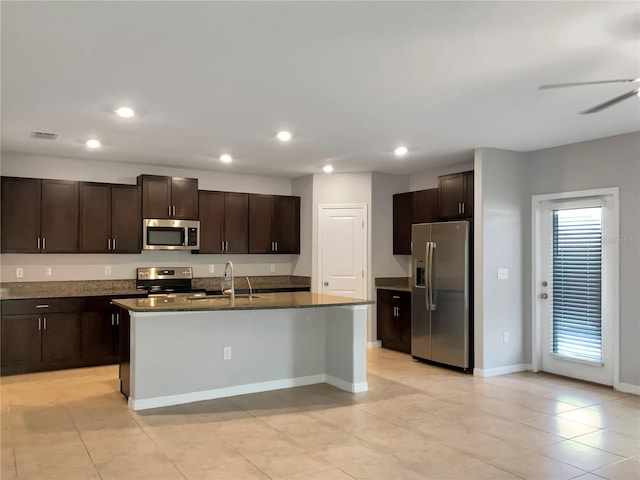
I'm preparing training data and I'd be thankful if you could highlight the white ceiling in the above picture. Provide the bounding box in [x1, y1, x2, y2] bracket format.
[1, 1, 639, 178]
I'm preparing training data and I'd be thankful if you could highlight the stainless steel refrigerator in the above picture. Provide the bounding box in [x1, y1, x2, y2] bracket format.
[411, 221, 471, 371]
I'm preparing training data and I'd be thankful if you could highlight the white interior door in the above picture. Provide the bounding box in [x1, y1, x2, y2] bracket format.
[534, 191, 618, 386]
[318, 205, 366, 299]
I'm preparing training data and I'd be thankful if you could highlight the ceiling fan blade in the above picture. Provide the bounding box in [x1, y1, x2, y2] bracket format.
[580, 89, 639, 114]
[538, 79, 638, 90]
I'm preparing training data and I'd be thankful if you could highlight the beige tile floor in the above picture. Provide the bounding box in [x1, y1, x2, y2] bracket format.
[1, 348, 638, 480]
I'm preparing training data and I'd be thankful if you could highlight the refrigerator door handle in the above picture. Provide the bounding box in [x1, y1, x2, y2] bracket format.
[429, 242, 436, 310]
[425, 242, 432, 310]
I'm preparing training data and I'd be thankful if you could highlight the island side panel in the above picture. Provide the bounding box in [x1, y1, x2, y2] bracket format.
[325, 305, 368, 392]
[128, 308, 327, 410]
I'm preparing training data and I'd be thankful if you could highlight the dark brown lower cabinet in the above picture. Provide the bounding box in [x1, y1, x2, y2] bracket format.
[0, 296, 136, 375]
[41, 313, 82, 365]
[82, 297, 120, 364]
[376, 289, 411, 354]
[1, 315, 42, 373]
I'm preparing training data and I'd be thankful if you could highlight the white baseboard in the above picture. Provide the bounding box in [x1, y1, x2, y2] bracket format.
[617, 382, 640, 395]
[326, 374, 368, 393]
[474, 363, 532, 377]
[129, 374, 326, 411]
[367, 341, 382, 349]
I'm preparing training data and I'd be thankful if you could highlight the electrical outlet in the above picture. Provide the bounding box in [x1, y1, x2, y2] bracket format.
[16, 268, 24, 278]
[503, 331, 510, 343]
[223, 346, 232, 360]
[498, 268, 509, 280]
[209, 264, 215, 274]
[45, 266, 52, 276]
[270, 264, 275, 273]
[105, 265, 112, 276]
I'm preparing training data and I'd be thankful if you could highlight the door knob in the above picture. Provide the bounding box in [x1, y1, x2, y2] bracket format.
[323, 281, 329, 286]
[540, 293, 548, 299]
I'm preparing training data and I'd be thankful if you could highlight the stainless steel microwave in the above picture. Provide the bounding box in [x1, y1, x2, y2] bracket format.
[143, 219, 200, 250]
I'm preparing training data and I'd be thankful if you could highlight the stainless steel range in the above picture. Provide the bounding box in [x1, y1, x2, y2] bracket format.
[136, 267, 205, 298]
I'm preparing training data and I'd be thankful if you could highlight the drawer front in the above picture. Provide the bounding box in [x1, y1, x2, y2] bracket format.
[1, 298, 82, 315]
[376, 289, 409, 304]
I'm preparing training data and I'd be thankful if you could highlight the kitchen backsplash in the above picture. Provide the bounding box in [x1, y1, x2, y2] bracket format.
[0, 251, 301, 283]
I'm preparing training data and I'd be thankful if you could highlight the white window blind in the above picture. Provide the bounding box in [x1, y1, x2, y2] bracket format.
[551, 207, 603, 363]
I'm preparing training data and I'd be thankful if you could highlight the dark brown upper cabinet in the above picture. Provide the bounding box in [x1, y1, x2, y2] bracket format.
[438, 171, 473, 220]
[1, 177, 78, 253]
[138, 175, 198, 220]
[197, 191, 248, 254]
[392, 188, 438, 255]
[79, 183, 141, 253]
[248, 194, 300, 254]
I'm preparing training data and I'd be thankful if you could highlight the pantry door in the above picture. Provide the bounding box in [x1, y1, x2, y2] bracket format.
[318, 205, 367, 299]
[532, 188, 619, 386]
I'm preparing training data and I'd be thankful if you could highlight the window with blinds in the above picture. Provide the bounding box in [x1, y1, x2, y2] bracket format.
[551, 206, 603, 363]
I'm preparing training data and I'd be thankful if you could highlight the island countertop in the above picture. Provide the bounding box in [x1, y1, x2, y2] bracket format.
[112, 291, 373, 312]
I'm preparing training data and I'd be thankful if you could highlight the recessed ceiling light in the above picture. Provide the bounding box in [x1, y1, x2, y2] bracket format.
[220, 154, 233, 163]
[277, 131, 292, 142]
[323, 165, 334, 173]
[86, 139, 101, 149]
[394, 146, 408, 157]
[115, 106, 135, 118]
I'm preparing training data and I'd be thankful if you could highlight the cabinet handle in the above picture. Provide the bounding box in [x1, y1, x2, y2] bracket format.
[37, 237, 41, 250]
[172, 205, 176, 216]
[271, 241, 274, 252]
[43, 316, 47, 330]
[116, 313, 120, 326]
[462, 203, 465, 214]
[275, 241, 278, 252]
[42, 237, 46, 250]
[38, 317, 41, 330]
[113, 238, 116, 250]
[35, 304, 49, 309]
[225, 241, 228, 251]
[108, 239, 112, 250]
[221, 241, 224, 252]
[392, 295, 400, 299]
[111, 313, 114, 326]
[168, 205, 172, 217]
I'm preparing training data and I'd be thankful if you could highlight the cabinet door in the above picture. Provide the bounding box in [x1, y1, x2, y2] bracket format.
[393, 192, 415, 255]
[140, 175, 171, 219]
[81, 310, 118, 363]
[376, 290, 397, 348]
[1, 177, 41, 253]
[438, 173, 465, 220]
[272, 196, 300, 254]
[171, 177, 198, 220]
[41, 179, 79, 252]
[198, 191, 224, 254]
[463, 171, 474, 218]
[1, 315, 41, 372]
[248, 194, 274, 253]
[396, 294, 412, 354]
[224, 193, 248, 253]
[111, 185, 142, 253]
[79, 182, 110, 253]
[414, 188, 439, 224]
[41, 313, 82, 365]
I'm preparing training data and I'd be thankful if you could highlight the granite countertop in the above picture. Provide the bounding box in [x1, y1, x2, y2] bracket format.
[0, 276, 310, 301]
[375, 277, 411, 293]
[113, 291, 373, 313]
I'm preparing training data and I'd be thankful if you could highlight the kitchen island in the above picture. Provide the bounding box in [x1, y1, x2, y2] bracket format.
[113, 292, 373, 411]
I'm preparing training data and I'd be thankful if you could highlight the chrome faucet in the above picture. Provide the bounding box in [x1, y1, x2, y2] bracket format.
[223, 261, 234, 304]
[246, 276, 252, 300]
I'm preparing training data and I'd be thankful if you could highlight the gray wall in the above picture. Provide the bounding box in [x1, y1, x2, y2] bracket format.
[525, 132, 640, 387]
[474, 148, 529, 372]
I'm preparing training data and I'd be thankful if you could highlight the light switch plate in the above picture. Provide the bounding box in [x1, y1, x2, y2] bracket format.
[16, 267, 24, 278]
[105, 265, 112, 276]
[208, 264, 215, 273]
[45, 266, 52, 276]
[497, 268, 509, 280]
